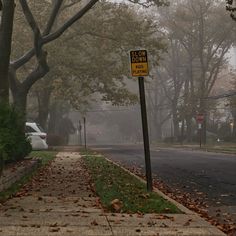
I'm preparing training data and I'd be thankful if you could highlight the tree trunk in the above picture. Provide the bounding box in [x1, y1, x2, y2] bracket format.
[173, 113, 179, 140]
[0, 0, 15, 104]
[181, 119, 185, 144]
[171, 100, 179, 140]
[48, 103, 61, 134]
[12, 89, 27, 121]
[233, 119, 236, 139]
[153, 120, 162, 141]
[199, 99, 207, 145]
[186, 116, 192, 143]
[36, 89, 51, 130]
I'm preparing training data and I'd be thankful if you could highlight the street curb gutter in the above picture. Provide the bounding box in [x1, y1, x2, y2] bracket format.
[104, 157, 226, 236]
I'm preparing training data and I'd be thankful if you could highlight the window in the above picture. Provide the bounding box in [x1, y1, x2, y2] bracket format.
[25, 125, 37, 133]
[36, 123, 45, 132]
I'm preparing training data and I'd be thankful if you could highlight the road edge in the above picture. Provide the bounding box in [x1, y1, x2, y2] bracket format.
[105, 157, 194, 215]
[105, 157, 226, 235]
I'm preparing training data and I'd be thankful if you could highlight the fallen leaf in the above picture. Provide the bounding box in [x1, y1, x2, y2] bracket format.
[183, 219, 192, 226]
[49, 228, 60, 232]
[91, 220, 98, 226]
[49, 222, 58, 227]
[110, 199, 123, 212]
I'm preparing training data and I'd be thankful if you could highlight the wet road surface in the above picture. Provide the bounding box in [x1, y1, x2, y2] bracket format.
[91, 144, 236, 223]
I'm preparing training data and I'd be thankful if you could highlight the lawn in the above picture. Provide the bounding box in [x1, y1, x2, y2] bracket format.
[82, 152, 181, 214]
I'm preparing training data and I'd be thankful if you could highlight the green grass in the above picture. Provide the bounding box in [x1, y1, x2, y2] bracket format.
[0, 151, 57, 202]
[83, 152, 181, 214]
[28, 151, 57, 165]
[205, 146, 236, 154]
[153, 142, 236, 154]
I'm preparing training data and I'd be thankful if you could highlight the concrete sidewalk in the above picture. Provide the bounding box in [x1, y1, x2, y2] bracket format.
[0, 152, 225, 236]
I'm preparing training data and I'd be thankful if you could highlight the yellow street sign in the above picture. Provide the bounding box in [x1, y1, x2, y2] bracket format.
[130, 50, 149, 77]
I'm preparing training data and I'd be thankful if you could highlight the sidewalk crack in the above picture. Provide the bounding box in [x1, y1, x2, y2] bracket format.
[105, 215, 114, 236]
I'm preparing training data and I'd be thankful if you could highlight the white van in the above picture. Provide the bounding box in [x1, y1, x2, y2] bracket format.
[25, 122, 48, 150]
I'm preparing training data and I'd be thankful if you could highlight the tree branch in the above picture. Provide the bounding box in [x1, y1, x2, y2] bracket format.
[43, 0, 63, 35]
[61, 0, 81, 10]
[22, 51, 49, 92]
[128, 0, 169, 8]
[8, 66, 20, 93]
[18, 0, 49, 92]
[42, 0, 99, 44]
[19, 0, 42, 57]
[11, 0, 99, 70]
[12, 0, 63, 69]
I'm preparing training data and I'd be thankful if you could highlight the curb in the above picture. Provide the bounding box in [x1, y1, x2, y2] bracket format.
[105, 157, 194, 215]
[104, 157, 226, 236]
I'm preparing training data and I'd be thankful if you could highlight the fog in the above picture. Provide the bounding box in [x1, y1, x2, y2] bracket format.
[20, 0, 236, 146]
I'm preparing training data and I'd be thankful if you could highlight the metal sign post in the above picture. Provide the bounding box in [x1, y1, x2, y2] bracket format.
[78, 120, 82, 145]
[138, 76, 153, 192]
[196, 114, 204, 149]
[130, 49, 153, 192]
[198, 123, 202, 148]
[83, 117, 87, 150]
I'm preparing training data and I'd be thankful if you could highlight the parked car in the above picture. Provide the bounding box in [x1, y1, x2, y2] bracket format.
[25, 122, 48, 150]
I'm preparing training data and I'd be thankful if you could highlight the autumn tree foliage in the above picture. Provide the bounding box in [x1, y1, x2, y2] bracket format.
[0, 0, 167, 112]
[0, 0, 100, 113]
[26, 1, 166, 129]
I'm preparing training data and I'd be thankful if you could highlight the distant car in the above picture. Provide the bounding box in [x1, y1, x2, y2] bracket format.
[25, 122, 48, 150]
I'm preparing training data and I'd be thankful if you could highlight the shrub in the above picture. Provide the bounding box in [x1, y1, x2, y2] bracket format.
[0, 104, 32, 163]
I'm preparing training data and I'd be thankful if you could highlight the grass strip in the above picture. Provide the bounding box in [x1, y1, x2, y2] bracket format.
[0, 151, 57, 202]
[82, 152, 181, 214]
[154, 143, 236, 154]
[28, 151, 57, 165]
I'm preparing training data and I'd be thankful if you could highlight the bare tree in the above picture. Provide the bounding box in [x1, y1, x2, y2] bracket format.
[158, 0, 235, 143]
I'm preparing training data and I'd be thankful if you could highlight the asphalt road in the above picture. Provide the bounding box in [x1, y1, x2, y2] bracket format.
[91, 144, 236, 223]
